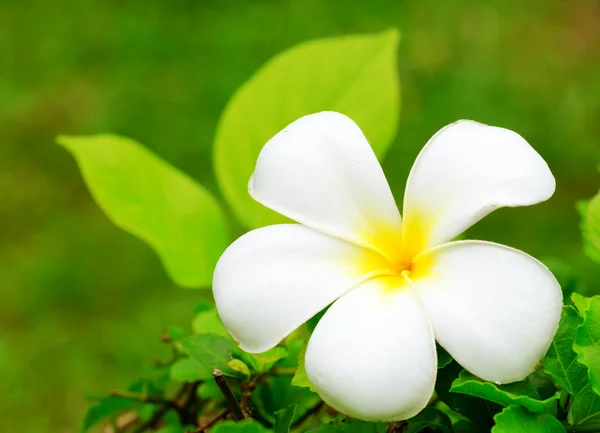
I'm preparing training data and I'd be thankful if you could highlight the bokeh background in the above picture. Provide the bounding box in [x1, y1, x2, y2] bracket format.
[2, 0, 599, 431]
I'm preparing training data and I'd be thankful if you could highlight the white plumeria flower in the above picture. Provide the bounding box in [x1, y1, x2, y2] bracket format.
[213, 112, 562, 421]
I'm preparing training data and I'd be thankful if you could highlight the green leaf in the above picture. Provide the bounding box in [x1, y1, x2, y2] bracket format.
[587, 191, 600, 251]
[181, 334, 233, 375]
[406, 407, 452, 432]
[291, 344, 315, 392]
[437, 344, 453, 369]
[249, 347, 289, 372]
[57, 134, 228, 288]
[198, 380, 222, 399]
[574, 295, 600, 396]
[228, 359, 251, 378]
[274, 404, 297, 433]
[192, 308, 230, 338]
[169, 357, 212, 382]
[577, 200, 600, 264]
[572, 292, 592, 315]
[450, 371, 559, 413]
[211, 420, 270, 433]
[316, 418, 387, 433]
[214, 29, 400, 229]
[492, 406, 566, 433]
[80, 396, 138, 432]
[542, 306, 588, 395]
[568, 383, 600, 426]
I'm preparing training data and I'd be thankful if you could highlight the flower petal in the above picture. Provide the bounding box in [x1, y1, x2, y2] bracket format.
[412, 240, 562, 384]
[402, 120, 555, 252]
[212, 224, 390, 353]
[305, 277, 436, 421]
[249, 111, 402, 259]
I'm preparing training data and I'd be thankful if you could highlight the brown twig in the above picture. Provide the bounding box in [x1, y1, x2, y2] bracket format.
[213, 369, 246, 420]
[187, 410, 229, 433]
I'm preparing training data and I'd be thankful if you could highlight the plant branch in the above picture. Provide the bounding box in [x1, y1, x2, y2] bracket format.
[109, 390, 179, 411]
[187, 410, 229, 433]
[213, 369, 246, 420]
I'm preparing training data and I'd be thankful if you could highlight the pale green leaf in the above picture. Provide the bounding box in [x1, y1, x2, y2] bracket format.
[181, 334, 233, 375]
[542, 306, 588, 395]
[567, 383, 600, 426]
[192, 308, 230, 338]
[291, 344, 315, 392]
[228, 359, 251, 378]
[572, 292, 592, 315]
[274, 404, 297, 433]
[57, 134, 228, 288]
[248, 347, 289, 372]
[492, 406, 565, 433]
[214, 29, 400, 229]
[450, 371, 559, 413]
[574, 296, 600, 396]
[588, 191, 600, 251]
[577, 200, 600, 263]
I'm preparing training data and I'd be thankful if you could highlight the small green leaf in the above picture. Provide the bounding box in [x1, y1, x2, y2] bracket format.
[542, 306, 588, 395]
[574, 296, 600, 396]
[198, 380, 222, 399]
[572, 292, 592, 315]
[214, 29, 400, 229]
[317, 418, 387, 433]
[450, 371, 559, 413]
[406, 407, 452, 432]
[228, 359, 251, 378]
[568, 383, 600, 426]
[57, 134, 228, 288]
[181, 334, 233, 375]
[274, 404, 297, 433]
[587, 191, 600, 251]
[291, 344, 315, 392]
[169, 357, 212, 382]
[577, 200, 600, 263]
[249, 347, 289, 372]
[437, 344, 453, 369]
[211, 420, 270, 433]
[80, 396, 138, 432]
[192, 308, 230, 338]
[492, 406, 566, 432]
[164, 326, 184, 341]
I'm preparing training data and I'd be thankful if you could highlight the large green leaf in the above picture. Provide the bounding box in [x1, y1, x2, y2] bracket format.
[169, 357, 212, 382]
[57, 134, 228, 288]
[492, 406, 565, 433]
[192, 307, 230, 337]
[274, 404, 297, 433]
[214, 29, 400, 229]
[568, 383, 600, 426]
[80, 396, 140, 432]
[542, 306, 588, 395]
[450, 371, 559, 413]
[574, 296, 600, 396]
[181, 334, 234, 375]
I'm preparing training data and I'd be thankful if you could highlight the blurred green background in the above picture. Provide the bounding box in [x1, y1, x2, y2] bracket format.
[2, 0, 599, 431]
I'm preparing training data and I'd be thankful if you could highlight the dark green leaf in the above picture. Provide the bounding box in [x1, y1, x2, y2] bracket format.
[574, 296, 600, 397]
[57, 134, 228, 288]
[568, 383, 600, 426]
[181, 334, 233, 375]
[406, 407, 452, 432]
[170, 357, 212, 382]
[316, 418, 387, 433]
[274, 404, 297, 433]
[211, 420, 271, 433]
[492, 406, 566, 432]
[450, 370, 559, 413]
[437, 344, 453, 369]
[80, 396, 138, 432]
[542, 306, 588, 395]
[214, 30, 400, 229]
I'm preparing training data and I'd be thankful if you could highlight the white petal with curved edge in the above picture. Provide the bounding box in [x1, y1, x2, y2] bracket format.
[212, 224, 390, 353]
[402, 120, 555, 252]
[306, 277, 437, 421]
[412, 240, 562, 384]
[249, 111, 402, 259]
